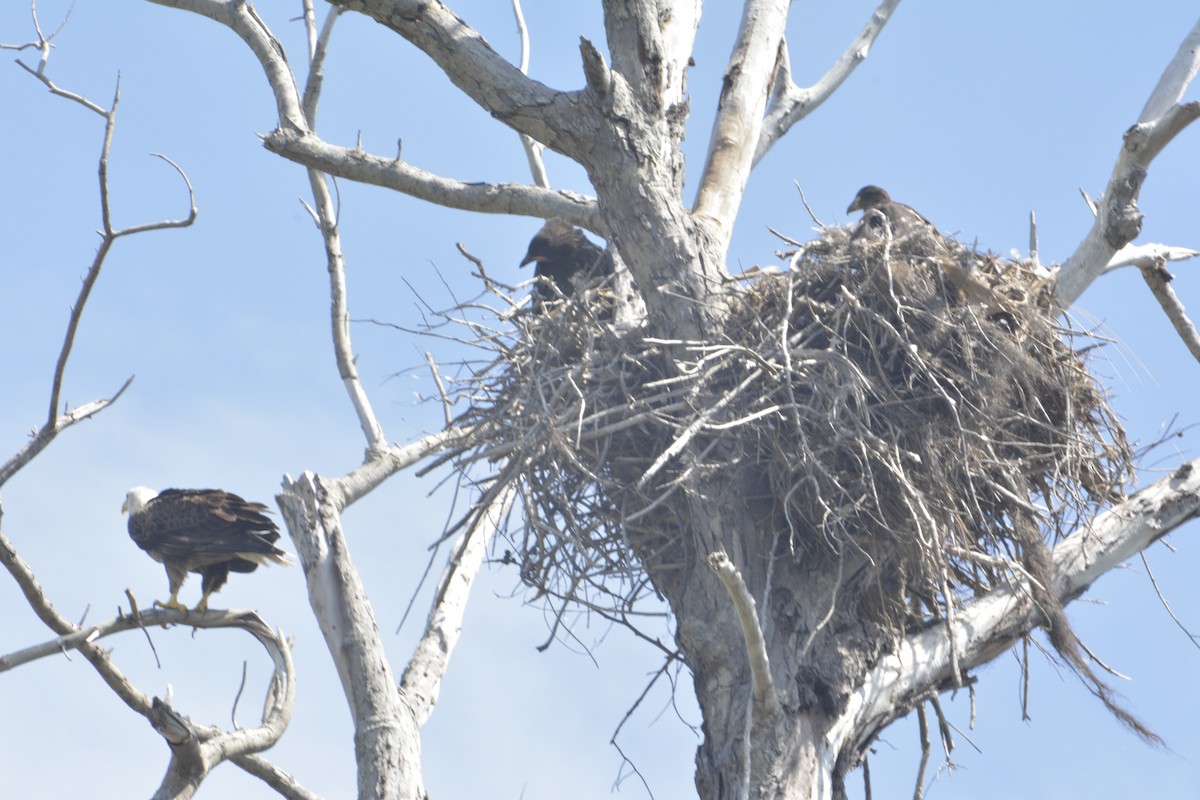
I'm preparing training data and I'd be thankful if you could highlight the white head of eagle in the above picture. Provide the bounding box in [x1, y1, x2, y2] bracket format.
[123, 486, 291, 612]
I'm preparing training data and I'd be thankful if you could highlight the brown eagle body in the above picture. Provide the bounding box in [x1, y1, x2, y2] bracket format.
[846, 185, 935, 239]
[520, 218, 613, 306]
[123, 487, 291, 612]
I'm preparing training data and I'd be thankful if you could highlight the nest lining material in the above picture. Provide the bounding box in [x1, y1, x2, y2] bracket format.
[447, 223, 1132, 646]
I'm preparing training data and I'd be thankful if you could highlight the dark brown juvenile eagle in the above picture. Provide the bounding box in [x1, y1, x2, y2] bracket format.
[520, 218, 613, 307]
[846, 185, 934, 238]
[123, 487, 291, 612]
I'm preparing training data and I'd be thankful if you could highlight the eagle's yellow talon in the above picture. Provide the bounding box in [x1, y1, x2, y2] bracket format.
[154, 598, 188, 613]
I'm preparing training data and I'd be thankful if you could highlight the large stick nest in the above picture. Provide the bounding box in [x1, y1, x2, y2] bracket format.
[445, 224, 1131, 636]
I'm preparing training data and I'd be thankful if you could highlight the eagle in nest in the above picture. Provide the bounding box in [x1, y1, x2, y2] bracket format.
[520, 218, 613, 307]
[846, 185, 936, 240]
[123, 487, 292, 612]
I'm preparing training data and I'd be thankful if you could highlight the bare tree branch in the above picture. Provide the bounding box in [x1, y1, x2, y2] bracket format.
[511, 0, 549, 188]
[1139, 17, 1200, 122]
[1103, 243, 1200, 274]
[2, 519, 299, 800]
[288, 5, 393, 453]
[693, 0, 790, 244]
[147, 0, 307, 131]
[144, 611, 295, 800]
[301, 163, 388, 452]
[263, 130, 599, 229]
[1056, 19, 1200, 304]
[844, 457, 1200, 753]
[301, 4, 343, 126]
[0, 378, 132, 488]
[402, 484, 513, 725]
[327, 0, 585, 153]
[277, 472, 416, 798]
[233, 753, 327, 800]
[1137, 257, 1200, 366]
[707, 551, 780, 715]
[0, 526, 150, 715]
[14, 2, 107, 118]
[0, 568, 299, 799]
[1, 34, 194, 491]
[329, 428, 468, 509]
[150, 0, 604, 234]
[754, 0, 903, 166]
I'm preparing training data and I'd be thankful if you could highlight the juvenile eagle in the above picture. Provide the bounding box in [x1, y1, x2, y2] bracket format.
[123, 487, 291, 612]
[846, 185, 934, 238]
[520, 218, 613, 306]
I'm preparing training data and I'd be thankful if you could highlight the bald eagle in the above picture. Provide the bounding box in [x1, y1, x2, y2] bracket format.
[123, 487, 291, 612]
[846, 185, 935, 239]
[520, 218, 613, 307]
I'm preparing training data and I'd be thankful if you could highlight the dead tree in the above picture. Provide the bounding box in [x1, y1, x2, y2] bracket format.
[3, 3, 1199, 799]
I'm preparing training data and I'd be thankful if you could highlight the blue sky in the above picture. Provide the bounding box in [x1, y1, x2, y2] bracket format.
[1, 2, 1198, 798]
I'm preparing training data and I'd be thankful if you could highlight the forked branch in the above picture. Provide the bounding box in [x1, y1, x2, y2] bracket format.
[1, 62, 194, 489]
[1056, 19, 1200, 304]
[754, 0, 903, 166]
[277, 472, 415, 798]
[0, 519, 301, 798]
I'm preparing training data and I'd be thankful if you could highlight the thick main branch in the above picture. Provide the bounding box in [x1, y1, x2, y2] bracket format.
[329, 0, 584, 153]
[843, 458, 1200, 755]
[692, 0, 790, 245]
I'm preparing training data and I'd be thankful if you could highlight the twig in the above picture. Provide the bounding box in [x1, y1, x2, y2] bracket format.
[1028, 210, 1040, 271]
[2, 43, 193, 490]
[1021, 636, 1031, 722]
[913, 703, 931, 800]
[301, 4, 342, 125]
[928, 696, 954, 760]
[511, 0, 549, 188]
[1137, 257, 1200, 366]
[263, 128, 598, 228]
[609, 654, 678, 797]
[0, 378, 133, 488]
[233, 753, 327, 800]
[755, 0, 903, 165]
[1140, 551, 1200, 652]
[401, 484, 512, 726]
[232, 660, 249, 730]
[637, 366, 764, 488]
[796, 555, 844, 664]
[425, 353, 454, 426]
[794, 180, 825, 228]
